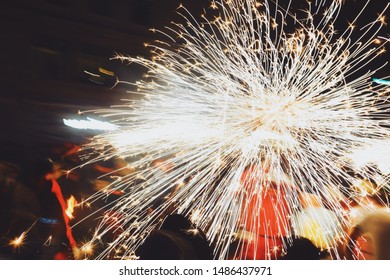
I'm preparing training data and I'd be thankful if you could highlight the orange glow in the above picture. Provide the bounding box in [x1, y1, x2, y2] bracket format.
[51, 179, 77, 249]
[94, 164, 115, 173]
[355, 236, 375, 260]
[65, 195, 78, 220]
[9, 232, 26, 249]
[152, 158, 175, 172]
[238, 164, 292, 259]
[379, 15, 387, 25]
[353, 179, 378, 197]
[98, 67, 115, 76]
[82, 243, 94, 255]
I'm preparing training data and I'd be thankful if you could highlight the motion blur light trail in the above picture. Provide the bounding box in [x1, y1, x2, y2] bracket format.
[63, 117, 119, 131]
[73, 0, 390, 259]
[373, 78, 390, 86]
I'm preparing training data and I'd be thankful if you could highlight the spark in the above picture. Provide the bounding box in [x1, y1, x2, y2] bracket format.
[81, 243, 94, 255]
[43, 236, 53, 247]
[76, 0, 389, 259]
[347, 21, 356, 31]
[73, 242, 95, 259]
[185, 228, 200, 236]
[9, 220, 38, 250]
[379, 15, 387, 25]
[9, 232, 27, 249]
[377, 47, 386, 55]
[210, 1, 218, 9]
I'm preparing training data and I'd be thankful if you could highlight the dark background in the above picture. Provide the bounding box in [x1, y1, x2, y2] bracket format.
[0, 0, 210, 164]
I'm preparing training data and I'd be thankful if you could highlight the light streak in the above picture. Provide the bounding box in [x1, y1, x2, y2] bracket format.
[83, 70, 100, 78]
[63, 117, 119, 131]
[75, 0, 389, 259]
[43, 236, 53, 247]
[99, 67, 115, 76]
[373, 78, 390, 86]
[65, 195, 78, 220]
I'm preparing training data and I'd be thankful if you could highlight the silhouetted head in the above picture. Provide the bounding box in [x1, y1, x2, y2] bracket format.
[283, 237, 321, 260]
[160, 214, 193, 231]
[136, 214, 213, 260]
[136, 230, 197, 260]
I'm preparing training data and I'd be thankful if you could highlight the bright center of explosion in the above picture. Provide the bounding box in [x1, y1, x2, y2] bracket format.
[69, 0, 390, 260]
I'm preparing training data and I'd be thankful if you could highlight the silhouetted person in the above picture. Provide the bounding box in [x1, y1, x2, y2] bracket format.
[282, 237, 321, 260]
[136, 214, 213, 259]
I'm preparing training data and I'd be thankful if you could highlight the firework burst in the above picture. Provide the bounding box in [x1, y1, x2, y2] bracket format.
[74, 0, 390, 259]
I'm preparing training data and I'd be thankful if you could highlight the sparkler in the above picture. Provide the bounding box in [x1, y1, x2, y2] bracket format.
[74, 0, 390, 259]
[9, 220, 38, 251]
[9, 232, 27, 250]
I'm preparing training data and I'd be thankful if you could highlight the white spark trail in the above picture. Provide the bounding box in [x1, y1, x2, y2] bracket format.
[75, 0, 389, 259]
